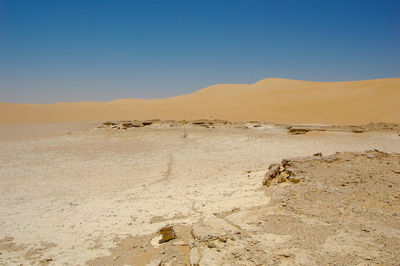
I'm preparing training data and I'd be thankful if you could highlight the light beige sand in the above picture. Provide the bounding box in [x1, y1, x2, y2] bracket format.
[0, 121, 399, 265]
[1, 78, 399, 125]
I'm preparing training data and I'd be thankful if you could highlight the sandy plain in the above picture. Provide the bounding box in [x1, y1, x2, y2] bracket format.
[0, 120, 399, 265]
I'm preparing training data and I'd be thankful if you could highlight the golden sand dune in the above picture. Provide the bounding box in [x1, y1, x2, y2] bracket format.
[1, 78, 399, 124]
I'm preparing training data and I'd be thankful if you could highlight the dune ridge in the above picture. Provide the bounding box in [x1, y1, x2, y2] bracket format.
[1, 78, 399, 124]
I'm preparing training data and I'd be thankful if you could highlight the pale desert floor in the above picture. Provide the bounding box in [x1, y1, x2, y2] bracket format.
[0, 120, 399, 265]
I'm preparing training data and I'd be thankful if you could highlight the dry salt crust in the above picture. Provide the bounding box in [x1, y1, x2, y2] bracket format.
[0, 121, 399, 265]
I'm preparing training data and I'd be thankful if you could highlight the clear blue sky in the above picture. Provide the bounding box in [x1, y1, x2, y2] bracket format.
[1, 0, 399, 103]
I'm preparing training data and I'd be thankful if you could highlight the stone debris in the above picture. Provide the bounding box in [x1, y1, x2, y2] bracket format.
[102, 120, 149, 129]
[287, 126, 310, 135]
[103, 121, 116, 126]
[192, 120, 214, 128]
[100, 119, 258, 130]
[158, 225, 177, 244]
[143, 120, 153, 126]
[100, 120, 400, 135]
[122, 121, 144, 128]
[263, 160, 301, 186]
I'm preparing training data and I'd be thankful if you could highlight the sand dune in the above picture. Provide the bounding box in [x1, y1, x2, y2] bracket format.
[1, 78, 399, 124]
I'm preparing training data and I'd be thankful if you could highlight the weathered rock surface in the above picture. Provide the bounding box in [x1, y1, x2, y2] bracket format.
[282, 122, 400, 135]
[86, 150, 400, 265]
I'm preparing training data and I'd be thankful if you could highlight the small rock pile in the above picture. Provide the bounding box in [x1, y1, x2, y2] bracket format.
[263, 159, 301, 186]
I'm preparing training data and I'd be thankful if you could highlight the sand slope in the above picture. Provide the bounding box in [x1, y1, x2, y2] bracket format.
[1, 78, 399, 124]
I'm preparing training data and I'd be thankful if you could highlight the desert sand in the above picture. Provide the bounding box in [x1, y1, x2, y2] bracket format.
[1, 78, 400, 125]
[1, 120, 400, 265]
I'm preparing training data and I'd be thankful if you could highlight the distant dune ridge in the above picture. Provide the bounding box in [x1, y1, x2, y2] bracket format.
[1, 78, 399, 124]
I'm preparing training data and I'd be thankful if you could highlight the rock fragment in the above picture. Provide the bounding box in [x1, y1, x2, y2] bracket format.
[158, 225, 177, 243]
[103, 121, 116, 126]
[263, 160, 296, 186]
[143, 120, 153, 126]
[287, 126, 310, 135]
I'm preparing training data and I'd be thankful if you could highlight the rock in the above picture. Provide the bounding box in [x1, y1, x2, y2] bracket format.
[103, 121, 116, 126]
[122, 122, 132, 127]
[287, 127, 310, 135]
[192, 120, 214, 128]
[263, 160, 295, 186]
[263, 165, 280, 186]
[192, 120, 213, 125]
[131, 121, 144, 127]
[143, 120, 153, 126]
[159, 225, 176, 243]
[119, 121, 145, 128]
[313, 152, 322, 156]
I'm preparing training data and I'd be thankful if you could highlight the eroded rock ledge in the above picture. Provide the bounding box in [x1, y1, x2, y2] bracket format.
[87, 150, 400, 265]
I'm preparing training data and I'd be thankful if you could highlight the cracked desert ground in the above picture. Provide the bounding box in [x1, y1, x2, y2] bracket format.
[1, 120, 399, 265]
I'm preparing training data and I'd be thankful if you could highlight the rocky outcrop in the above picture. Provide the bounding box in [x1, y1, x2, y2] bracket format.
[102, 120, 154, 129]
[287, 126, 310, 135]
[263, 160, 301, 186]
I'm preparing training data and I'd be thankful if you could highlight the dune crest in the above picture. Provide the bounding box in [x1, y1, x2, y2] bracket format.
[1, 78, 399, 124]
